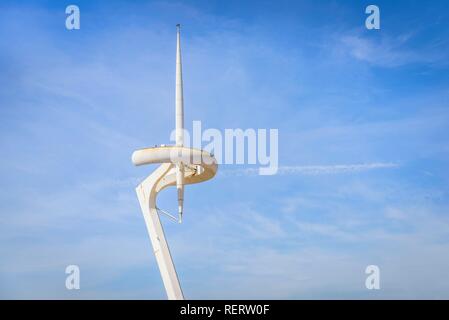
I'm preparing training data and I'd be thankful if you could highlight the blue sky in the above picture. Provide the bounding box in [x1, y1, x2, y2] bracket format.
[1, 0, 449, 299]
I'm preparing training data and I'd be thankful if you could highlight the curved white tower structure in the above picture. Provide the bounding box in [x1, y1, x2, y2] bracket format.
[132, 25, 218, 300]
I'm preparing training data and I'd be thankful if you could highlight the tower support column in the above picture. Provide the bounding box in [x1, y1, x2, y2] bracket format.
[135, 163, 184, 300]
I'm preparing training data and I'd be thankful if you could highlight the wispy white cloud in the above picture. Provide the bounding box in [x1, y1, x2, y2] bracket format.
[340, 34, 417, 67]
[221, 162, 399, 176]
[337, 31, 448, 68]
[168, 184, 449, 298]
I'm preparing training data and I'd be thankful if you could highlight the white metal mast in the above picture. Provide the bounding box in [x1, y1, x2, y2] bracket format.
[175, 23, 184, 147]
[175, 24, 185, 222]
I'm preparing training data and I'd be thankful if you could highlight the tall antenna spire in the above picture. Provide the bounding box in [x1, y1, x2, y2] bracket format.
[175, 24, 184, 147]
[175, 24, 185, 220]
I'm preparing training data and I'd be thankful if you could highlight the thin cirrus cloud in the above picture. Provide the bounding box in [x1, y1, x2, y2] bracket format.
[338, 32, 448, 68]
[221, 162, 399, 176]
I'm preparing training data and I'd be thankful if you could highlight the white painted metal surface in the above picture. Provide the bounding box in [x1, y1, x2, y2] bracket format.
[175, 24, 184, 148]
[175, 24, 185, 220]
[132, 25, 217, 300]
[135, 163, 184, 300]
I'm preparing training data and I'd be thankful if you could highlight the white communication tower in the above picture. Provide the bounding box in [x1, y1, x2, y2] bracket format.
[132, 24, 217, 300]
